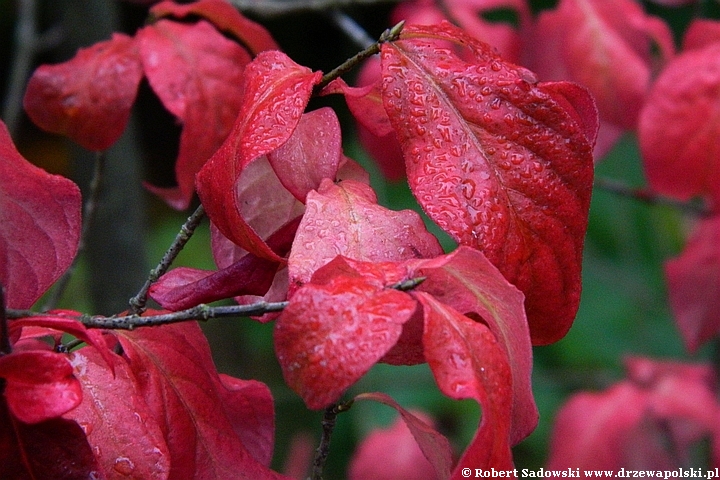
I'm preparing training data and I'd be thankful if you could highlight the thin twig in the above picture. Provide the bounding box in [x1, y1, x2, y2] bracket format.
[594, 177, 711, 216]
[43, 151, 107, 311]
[8, 275, 427, 331]
[228, 0, 401, 18]
[310, 402, 353, 480]
[128, 204, 206, 314]
[8, 301, 289, 330]
[315, 20, 405, 92]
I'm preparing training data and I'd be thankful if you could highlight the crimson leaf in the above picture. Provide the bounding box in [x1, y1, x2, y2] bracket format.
[115, 322, 286, 479]
[0, 121, 82, 308]
[417, 292, 514, 470]
[23, 33, 143, 151]
[381, 22, 596, 344]
[138, 19, 251, 209]
[275, 265, 417, 409]
[196, 51, 321, 261]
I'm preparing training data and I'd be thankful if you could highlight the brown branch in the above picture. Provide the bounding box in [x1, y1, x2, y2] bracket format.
[310, 402, 353, 480]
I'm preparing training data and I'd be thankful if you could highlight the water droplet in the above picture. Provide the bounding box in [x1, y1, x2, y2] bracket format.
[113, 457, 135, 475]
[461, 179, 476, 199]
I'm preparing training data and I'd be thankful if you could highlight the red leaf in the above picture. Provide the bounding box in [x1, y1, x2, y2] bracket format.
[548, 357, 720, 469]
[0, 350, 82, 424]
[381, 22, 595, 344]
[323, 58, 406, 181]
[353, 392, 454, 480]
[218, 375, 275, 466]
[639, 44, 720, 205]
[138, 19, 251, 209]
[274, 270, 417, 409]
[150, 0, 279, 54]
[683, 19, 720, 52]
[115, 322, 285, 479]
[9, 311, 115, 372]
[150, 216, 300, 310]
[408, 246, 536, 444]
[23, 33, 143, 151]
[0, 121, 82, 309]
[65, 347, 170, 479]
[0, 400, 102, 480]
[196, 51, 321, 261]
[391, 0, 530, 62]
[267, 108, 343, 202]
[288, 179, 443, 288]
[665, 216, 720, 353]
[524, 0, 674, 130]
[416, 291, 514, 470]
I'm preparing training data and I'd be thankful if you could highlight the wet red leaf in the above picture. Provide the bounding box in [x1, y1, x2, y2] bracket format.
[138, 19, 251, 209]
[267, 108, 343, 202]
[65, 348, 170, 479]
[408, 246, 536, 444]
[0, 121, 82, 309]
[639, 43, 720, 205]
[196, 51, 321, 261]
[0, 350, 81, 424]
[275, 268, 417, 409]
[665, 216, 720, 353]
[288, 179, 443, 289]
[381, 22, 595, 344]
[416, 291, 514, 470]
[23, 33, 143, 151]
[115, 322, 286, 479]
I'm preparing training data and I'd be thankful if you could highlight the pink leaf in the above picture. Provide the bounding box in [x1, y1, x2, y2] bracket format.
[0, 350, 82, 424]
[274, 268, 417, 409]
[524, 0, 674, 130]
[683, 19, 720, 52]
[381, 22, 596, 344]
[640, 44, 720, 205]
[548, 357, 720, 469]
[23, 33, 143, 151]
[416, 291, 514, 470]
[150, 0, 279, 55]
[288, 179, 443, 288]
[138, 19, 251, 209]
[665, 216, 720, 352]
[353, 392, 454, 480]
[0, 121, 82, 309]
[196, 51, 321, 261]
[408, 246, 536, 444]
[267, 108, 343, 202]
